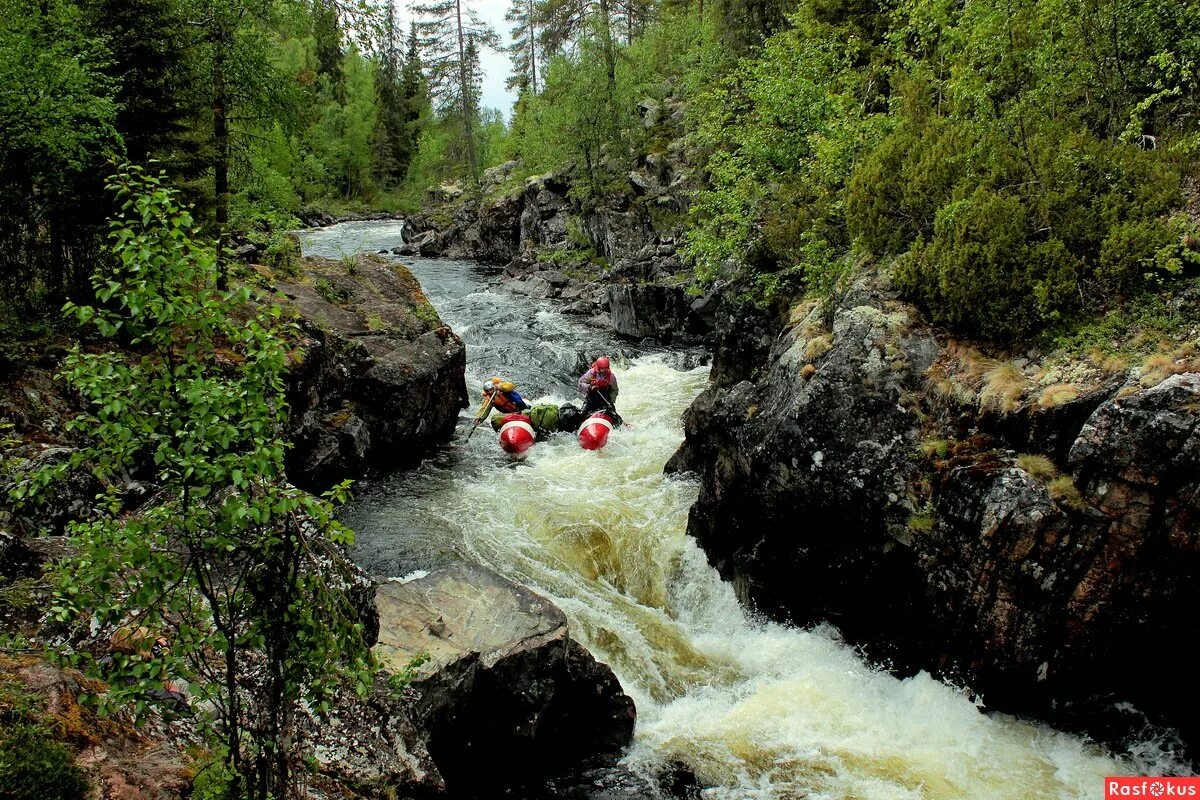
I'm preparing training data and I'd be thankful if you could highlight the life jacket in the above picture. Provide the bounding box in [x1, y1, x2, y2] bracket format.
[489, 390, 523, 414]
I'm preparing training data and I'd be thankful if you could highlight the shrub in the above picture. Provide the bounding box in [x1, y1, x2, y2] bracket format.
[0, 723, 88, 800]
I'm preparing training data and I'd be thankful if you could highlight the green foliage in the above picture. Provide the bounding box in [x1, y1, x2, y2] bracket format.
[17, 167, 372, 800]
[506, 10, 717, 199]
[386, 651, 432, 697]
[0, 723, 89, 800]
[681, 0, 1200, 340]
[0, 0, 119, 332]
[0, 675, 90, 800]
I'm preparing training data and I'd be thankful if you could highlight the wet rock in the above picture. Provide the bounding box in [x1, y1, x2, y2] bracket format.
[374, 563, 636, 797]
[234, 241, 262, 262]
[607, 284, 696, 342]
[676, 273, 1200, 747]
[279, 255, 468, 489]
[531, 765, 669, 800]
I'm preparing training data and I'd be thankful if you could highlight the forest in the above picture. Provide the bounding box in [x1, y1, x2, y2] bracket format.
[4, 0, 1198, 359]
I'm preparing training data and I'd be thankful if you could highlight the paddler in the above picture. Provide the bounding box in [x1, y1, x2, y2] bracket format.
[478, 378, 531, 429]
[577, 356, 622, 424]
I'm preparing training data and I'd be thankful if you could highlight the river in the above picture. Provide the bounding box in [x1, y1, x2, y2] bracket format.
[299, 220, 1179, 800]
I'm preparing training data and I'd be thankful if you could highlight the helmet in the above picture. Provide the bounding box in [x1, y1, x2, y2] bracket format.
[482, 379, 496, 392]
[593, 356, 610, 371]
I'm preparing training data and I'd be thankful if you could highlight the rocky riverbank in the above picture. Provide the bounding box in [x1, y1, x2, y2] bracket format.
[400, 99, 714, 346]
[277, 254, 468, 489]
[668, 272, 1200, 750]
[0, 250, 642, 798]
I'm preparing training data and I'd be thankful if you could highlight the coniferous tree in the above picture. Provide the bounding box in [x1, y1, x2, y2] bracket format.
[312, 0, 345, 94]
[78, 0, 202, 167]
[505, 0, 540, 94]
[538, 0, 617, 91]
[412, 0, 498, 179]
[374, 2, 415, 187]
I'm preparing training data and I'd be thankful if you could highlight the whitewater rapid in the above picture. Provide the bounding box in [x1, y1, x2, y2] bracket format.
[303, 220, 1175, 799]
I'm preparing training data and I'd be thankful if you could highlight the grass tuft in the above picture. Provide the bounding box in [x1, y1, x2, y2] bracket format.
[1048, 475, 1088, 511]
[980, 363, 1027, 414]
[803, 336, 832, 363]
[1017, 454, 1058, 481]
[1038, 383, 1080, 407]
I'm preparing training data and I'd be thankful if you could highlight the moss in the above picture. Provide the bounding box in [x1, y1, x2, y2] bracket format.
[413, 301, 441, 328]
[315, 278, 352, 307]
[908, 511, 935, 533]
[919, 439, 949, 460]
[0, 723, 89, 800]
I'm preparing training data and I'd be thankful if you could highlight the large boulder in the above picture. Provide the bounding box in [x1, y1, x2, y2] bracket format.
[606, 284, 695, 342]
[279, 255, 468, 489]
[675, 274, 1200, 745]
[374, 563, 636, 796]
[520, 171, 574, 252]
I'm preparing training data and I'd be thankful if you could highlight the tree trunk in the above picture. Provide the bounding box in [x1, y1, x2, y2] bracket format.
[212, 24, 231, 288]
[597, 0, 616, 93]
[455, 0, 478, 179]
[528, 0, 538, 94]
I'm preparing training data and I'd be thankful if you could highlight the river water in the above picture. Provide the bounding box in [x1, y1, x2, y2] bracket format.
[299, 221, 1178, 799]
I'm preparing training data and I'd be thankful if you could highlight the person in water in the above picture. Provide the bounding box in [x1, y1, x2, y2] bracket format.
[479, 378, 530, 429]
[578, 356, 621, 422]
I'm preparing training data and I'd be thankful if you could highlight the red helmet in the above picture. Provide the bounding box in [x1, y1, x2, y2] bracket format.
[593, 356, 610, 371]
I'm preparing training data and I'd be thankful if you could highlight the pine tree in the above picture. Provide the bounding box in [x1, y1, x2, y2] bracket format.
[78, 0, 201, 167]
[412, 0, 498, 179]
[505, 0, 540, 95]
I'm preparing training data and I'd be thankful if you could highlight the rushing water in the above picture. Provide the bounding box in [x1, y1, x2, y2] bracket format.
[299, 221, 1177, 799]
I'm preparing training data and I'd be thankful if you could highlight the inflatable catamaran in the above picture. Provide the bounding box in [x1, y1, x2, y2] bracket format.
[490, 404, 617, 455]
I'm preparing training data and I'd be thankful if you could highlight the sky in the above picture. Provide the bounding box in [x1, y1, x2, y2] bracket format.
[402, 0, 520, 120]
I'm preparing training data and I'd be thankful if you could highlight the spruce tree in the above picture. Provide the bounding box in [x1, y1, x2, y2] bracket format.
[412, 0, 498, 179]
[373, 1, 414, 187]
[505, 0, 540, 94]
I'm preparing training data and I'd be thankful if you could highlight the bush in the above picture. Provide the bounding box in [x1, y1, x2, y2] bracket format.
[0, 723, 89, 800]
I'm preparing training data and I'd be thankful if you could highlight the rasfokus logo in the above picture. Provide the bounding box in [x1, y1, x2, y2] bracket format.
[1106, 778, 1200, 798]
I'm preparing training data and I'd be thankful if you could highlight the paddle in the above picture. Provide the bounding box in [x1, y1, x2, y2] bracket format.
[590, 385, 631, 429]
[465, 394, 495, 443]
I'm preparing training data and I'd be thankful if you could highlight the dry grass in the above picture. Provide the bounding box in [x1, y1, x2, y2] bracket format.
[980, 363, 1027, 414]
[801, 363, 817, 380]
[1139, 354, 1188, 388]
[1048, 475, 1088, 511]
[1017, 454, 1059, 481]
[1038, 383, 1080, 408]
[804, 336, 833, 362]
[1087, 347, 1130, 374]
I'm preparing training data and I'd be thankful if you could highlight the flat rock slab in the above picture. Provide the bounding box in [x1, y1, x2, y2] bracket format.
[374, 562, 567, 674]
[372, 562, 636, 797]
